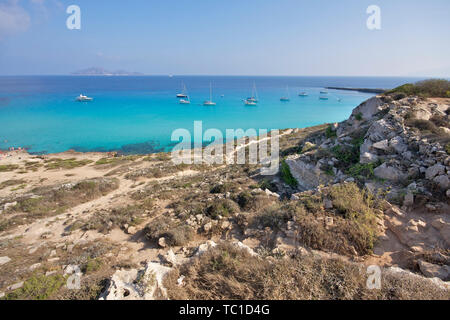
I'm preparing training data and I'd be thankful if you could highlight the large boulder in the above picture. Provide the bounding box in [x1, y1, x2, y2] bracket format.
[374, 163, 405, 182]
[351, 96, 384, 120]
[418, 260, 450, 281]
[99, 262, 172, 300]
[425, 164, 446, 180]
[389, 136, 408, 153]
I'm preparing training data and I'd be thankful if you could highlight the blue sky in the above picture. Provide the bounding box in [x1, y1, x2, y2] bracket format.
[0, 0, 449, 76]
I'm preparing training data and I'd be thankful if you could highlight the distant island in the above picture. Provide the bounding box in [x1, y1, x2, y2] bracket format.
[71, 67, 144, 76]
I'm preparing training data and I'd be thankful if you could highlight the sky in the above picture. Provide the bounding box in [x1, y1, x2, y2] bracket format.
[0, 0, 449, 76]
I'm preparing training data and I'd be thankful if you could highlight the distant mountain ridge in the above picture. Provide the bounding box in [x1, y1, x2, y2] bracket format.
[71, 67, 144, 76]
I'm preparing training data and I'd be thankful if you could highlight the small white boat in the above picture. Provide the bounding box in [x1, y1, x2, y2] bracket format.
[319, 96, 329, 100]
[76, 94, 93, 102]
[203, 82, 216, 106]
[244, 99, 257, 106]
[299, 92, 308, 97]
[280, 85, 290, 101]
[179, 98, 190, 104]
[320, 90, 328, 94]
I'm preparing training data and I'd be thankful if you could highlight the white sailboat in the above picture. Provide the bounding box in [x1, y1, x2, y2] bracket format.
[176, 82, 189, 98]
[244, 82, 259, 105]
[179, 83, 191, 104]
[247, 82, 259, 102]
[203, 82, 216, 106]
[280, 86, 290, 101]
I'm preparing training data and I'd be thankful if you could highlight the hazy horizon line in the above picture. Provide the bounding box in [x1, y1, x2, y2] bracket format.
[0, 74, 448, 78]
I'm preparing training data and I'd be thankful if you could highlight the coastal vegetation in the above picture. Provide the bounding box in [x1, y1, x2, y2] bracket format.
[386, 79, 450, 98]
[44, 158, 93, 170]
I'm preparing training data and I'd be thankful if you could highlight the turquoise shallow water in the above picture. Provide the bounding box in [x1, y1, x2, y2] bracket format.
[0, 76, 422, 154]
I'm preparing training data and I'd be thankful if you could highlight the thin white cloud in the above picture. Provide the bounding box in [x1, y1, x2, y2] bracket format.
[0, 0, 31, 38]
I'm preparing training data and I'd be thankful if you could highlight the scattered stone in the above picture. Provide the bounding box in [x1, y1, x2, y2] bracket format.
[0, 256, 11, 266]
[29, 263, 41, 271]
[425, 164, 445, 180]
[47, 257, 60, 262]
[127, 226, 137, 235]
[195, 241, 217, 256]
[158, 237, 167, 248]
[265, 189, 280, 198]
[403, 192, 414, 207]
[177, 275, 185, 286]
[203, 222, 212, 232]
[372, 139, 390, 151]
[433, 175, 449, 190]
[163, 249, 177, 266]
[3, 201, 17, 211]
[323, 198, 333, 209]
[7, 281, 24, 291]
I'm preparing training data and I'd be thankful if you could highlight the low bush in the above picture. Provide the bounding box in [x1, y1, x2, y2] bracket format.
[205, 199, 239, 219]
[144, 216, 193, 247]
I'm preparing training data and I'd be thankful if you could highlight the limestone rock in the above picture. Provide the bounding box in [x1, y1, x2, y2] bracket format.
[433, 175, 449, 190]
[0, 256, 11, 265]
[372, 139, 390, 151]
[374, 163, 405, 182]
[351, 96, 383, 120]
[403, 192, 414, 207]
[418, 260, 450, 281]
[100, 262, 172, 300]
[425, 164, 445, 180]
[158, 237, 167, 248]
[195, 240, 217, 256]
[390, 136, 408, 153]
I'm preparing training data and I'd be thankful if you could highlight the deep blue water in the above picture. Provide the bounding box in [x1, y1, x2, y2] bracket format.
[0, 76, 424, 154]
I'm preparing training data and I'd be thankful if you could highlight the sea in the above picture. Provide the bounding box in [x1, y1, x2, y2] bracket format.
[0, 76, 425, 155]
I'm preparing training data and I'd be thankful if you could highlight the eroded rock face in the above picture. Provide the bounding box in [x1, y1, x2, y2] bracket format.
[285, 156, 333, 190]
[351, 96, 384, 120]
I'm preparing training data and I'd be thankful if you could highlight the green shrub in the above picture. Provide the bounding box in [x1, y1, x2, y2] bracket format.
[44, 158, 92, 170]
[347, 162, 378, 179]
[325, 125, 337, 138]
[4, 273, 66, 300]
[280, 160, 298, 187]
[0, 164, 19, 172]
[355, 113, 363, 121]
